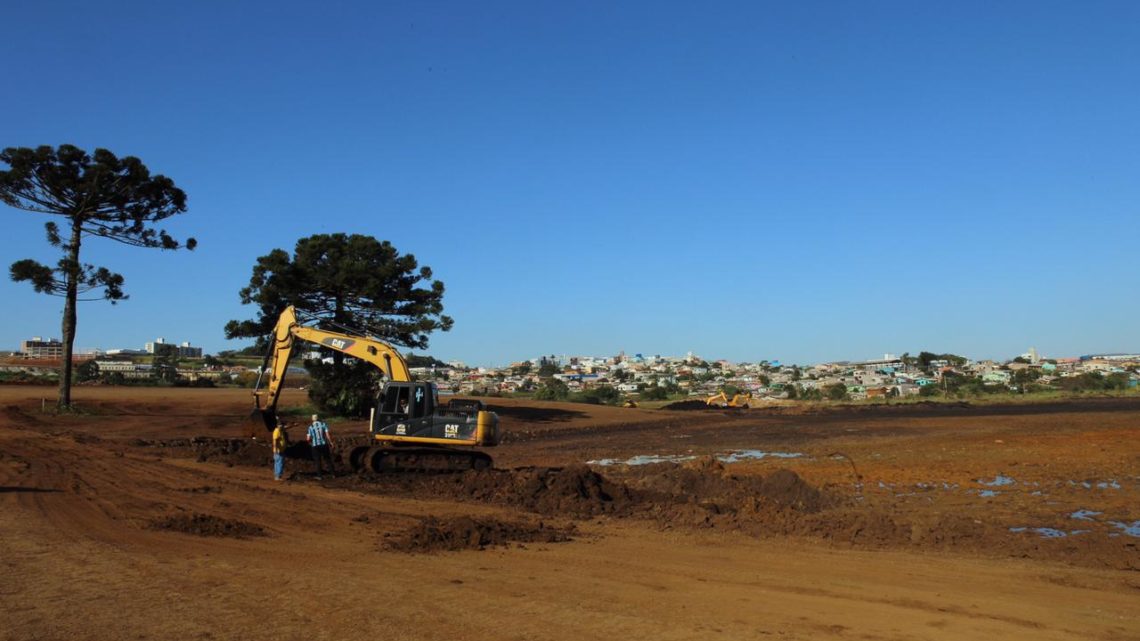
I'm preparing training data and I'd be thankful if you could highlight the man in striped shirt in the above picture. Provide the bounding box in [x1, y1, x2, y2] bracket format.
[307, 414, 335, 479]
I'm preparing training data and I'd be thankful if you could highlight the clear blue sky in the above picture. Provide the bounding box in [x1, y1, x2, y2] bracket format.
[1, 1, 1137, 365]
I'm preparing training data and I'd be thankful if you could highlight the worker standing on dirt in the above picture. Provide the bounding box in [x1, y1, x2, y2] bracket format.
[307, 414, 335, 479]
[271, 420, 289, 482]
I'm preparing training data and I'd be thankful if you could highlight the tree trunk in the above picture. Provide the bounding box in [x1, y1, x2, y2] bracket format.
[58, 219, 83, 409]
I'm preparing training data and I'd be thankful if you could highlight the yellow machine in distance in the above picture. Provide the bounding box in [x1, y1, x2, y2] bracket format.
[705, 390, 752, 409]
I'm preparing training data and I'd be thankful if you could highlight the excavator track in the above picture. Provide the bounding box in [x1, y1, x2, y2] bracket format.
[349, 445, 492, 473]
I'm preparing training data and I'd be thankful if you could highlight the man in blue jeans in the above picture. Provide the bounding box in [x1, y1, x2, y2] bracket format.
[272, 420, 289, 481]
[307, 414, 335, 479]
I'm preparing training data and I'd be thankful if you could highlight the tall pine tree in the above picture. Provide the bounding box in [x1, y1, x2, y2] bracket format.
[1, 145, 196, 408]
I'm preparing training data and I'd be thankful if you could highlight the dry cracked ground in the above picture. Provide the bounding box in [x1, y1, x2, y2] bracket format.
[2, 386, 1138, 641]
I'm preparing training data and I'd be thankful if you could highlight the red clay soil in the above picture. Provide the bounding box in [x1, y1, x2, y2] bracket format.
[110, 393, 1140, 571]
[2, 386, 1139, 641]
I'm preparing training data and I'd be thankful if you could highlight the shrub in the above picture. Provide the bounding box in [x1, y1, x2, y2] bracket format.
[572, 385, 621, 406]
[824, 383, 848, 401]
[918, 384, 940, 397]
[534, 379, 570, 401]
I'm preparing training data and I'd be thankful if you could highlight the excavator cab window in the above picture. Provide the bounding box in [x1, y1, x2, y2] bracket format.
[377, 382, 434, 422]
[412, 385, 424, 416]
[379, 384, 412, 416]
[410, 382, 435, 418]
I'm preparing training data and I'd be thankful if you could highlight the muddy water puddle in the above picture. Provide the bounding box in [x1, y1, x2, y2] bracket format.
[979, 475, 1016, 487]
[878, 474, 1138, 541]
[587, 450, 804, 467]
[1108, 520, 1140, 537]
[1068, 479, 1121, 490]
[1006, 511, 1139, 540]
[1009, 527, 1091, 539]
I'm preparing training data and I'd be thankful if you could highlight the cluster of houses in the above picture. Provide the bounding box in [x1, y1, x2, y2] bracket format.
[414, 350, 1140, 400]
[8, 336, 1140, 401]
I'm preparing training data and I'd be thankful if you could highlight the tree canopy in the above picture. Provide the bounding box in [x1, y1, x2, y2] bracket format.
[916, 352, 968, 368]
[406, 353, 451, 369]
[226, 234, 452, 415]
[824, 382, 849, 401]
[0, 144, 195, 407]
[225, 234, 452, 350]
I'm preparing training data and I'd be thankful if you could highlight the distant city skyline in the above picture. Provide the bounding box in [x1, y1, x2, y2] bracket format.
[2, 2, 1137, 367]
[9, 333, 1134, 369]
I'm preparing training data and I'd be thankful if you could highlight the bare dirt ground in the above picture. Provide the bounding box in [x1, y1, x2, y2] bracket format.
[2, 386, 1138, 641]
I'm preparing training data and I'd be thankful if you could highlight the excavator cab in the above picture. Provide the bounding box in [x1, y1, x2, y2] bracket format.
[371, 381, 438, 440]
[359, 380, 498, 471]
[368, 380, 498, 448]
[375, 382, 438, 424]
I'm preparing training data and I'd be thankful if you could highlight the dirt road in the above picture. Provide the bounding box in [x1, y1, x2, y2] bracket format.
[2, 387, 1137, 640]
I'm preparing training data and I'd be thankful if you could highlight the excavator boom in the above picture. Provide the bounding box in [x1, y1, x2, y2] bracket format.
[247, 306, 412, 436]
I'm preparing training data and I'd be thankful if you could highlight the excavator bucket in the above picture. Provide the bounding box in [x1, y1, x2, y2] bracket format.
[245, 408, 276, 440]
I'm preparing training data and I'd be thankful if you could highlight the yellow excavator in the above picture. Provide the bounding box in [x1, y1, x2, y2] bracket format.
[247, 305, 500, 471]
[705, 390, 752, 409]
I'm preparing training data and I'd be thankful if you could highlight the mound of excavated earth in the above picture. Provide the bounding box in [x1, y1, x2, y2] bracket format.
[148, 513, 267, 538]
[660, 399, 713, 411]
[381, 515, 575, 553]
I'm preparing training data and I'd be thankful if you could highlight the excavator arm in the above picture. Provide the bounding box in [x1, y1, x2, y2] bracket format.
[247, 305, 412, 437]
[705, 391, 728, 407]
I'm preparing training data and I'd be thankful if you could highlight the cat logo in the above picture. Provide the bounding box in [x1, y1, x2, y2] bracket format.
[444, 424, 459, 437]
[395, 424, 406, 435]
[323, 337, 355, 350]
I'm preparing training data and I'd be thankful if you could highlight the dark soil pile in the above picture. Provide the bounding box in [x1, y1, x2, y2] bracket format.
[149, 513, 267, 538]
[381, 516, 575, 553]
[191, 438, 272, 467]
[425, 464, 637, 517]
[4, 404, 39, 426]
[69, 431, 104, 444]
[630, 458, 828, 512]
[660, 400, 712, 411]
[132, 436, 357, 468]
[344, 461, 829, 526]
[174, 485, 223, 494]
[131, 437, 270, 466]
[625, 460, 835, 532]
[757, 469, 826, 511]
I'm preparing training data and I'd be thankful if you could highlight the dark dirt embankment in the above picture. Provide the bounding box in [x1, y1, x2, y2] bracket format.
[149, 513, 267, 538]
[337, 464, 636, 517]
[134, 435, 375, 468]
[332, 460, 1140, 569]
[660, 400, 713, 411]
[381, 516, 576, 553]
